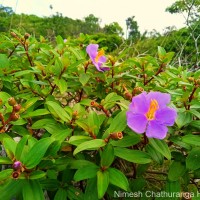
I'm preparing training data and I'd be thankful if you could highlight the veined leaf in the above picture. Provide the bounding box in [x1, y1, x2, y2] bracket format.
[149, 138, 171, 160]
[97, 170, 109, 199]
[74, 165, 99, 181]
[114, 147, 151, 164]
[23, 137, 54, 169]
[73, 139, 106, 155]
[46, 101, 71, 122]
[108, 168, 129, 191]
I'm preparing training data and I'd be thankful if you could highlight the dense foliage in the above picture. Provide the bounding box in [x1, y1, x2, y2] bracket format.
[0, 29, 199, 199]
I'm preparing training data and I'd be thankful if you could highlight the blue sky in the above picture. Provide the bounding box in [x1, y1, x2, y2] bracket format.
[1, 0, 186, 33]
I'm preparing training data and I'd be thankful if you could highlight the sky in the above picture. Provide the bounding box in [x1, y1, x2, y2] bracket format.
[0, 0, 186, 34]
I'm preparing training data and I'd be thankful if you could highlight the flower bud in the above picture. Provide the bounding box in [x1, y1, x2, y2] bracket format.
[12, 171, 20, 179]
[24, 33, 30, 39]
[110, 132, 123, 140]
[13, 161, 22, 170]
[10, 32, 17, 38]
[13, 104, 21, 112]
[90, 101, 99, 107]
[188, 77, 194, 82]
[8, 97, 16, 106]
[0, 98, 2, 106]
[11, 113, 20, 121]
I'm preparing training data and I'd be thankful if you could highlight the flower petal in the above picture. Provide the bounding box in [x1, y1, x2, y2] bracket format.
[147, 92, 171, 109]
[100, 66, 110, 71]
[129, 92, 149, 114]
[86, 44, 98, 59]
[126, 111, 148, 134]
[155, 107, 177, 126]
[146, 120, 168, 139]
[98, 56, 106, 63]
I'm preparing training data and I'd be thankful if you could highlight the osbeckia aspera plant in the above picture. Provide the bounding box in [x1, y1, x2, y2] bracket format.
[126, 91, 177, 139]
[86, 44, 110, 72]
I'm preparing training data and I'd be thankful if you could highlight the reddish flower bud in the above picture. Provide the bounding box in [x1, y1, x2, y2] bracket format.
[8, 97, 16, 106]
[110, 132, 123, 140]
[11, 113, 20, 121]
[12, 171, 20, 179]
[90, 101, 99, 107]
[13, 104, 21, 112]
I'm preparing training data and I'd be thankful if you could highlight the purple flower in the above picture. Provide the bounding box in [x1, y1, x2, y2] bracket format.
[86, 44, 110, 72]
[126, 91, 177, 140]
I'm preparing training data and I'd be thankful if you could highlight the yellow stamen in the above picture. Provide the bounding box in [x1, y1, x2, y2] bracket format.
[146, 99, 159, 120]
[95, 49, 104, 62]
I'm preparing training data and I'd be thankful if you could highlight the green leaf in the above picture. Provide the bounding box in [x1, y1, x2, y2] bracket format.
[15, 135, 30, 161]
[0, 157, 12, 164]
[66, 186, 83, 200]
[158, 46, 166, 58]
[176, 111, 193, 128]
[79, 73, 90, 86]
[108, 168, 129, 191]
[22, 180, 44, 200]
[101, 144, 114, 168]
[56, 35, 64, 45]
[51, 129, 72, 142]
[165, 181, 181, 199]
[0, 54, 9, 68]
[168, 161, 186, 181]
[73, 139, 106, 155]
[186, 148, 200, 170]
[22, 109, 50, 118]
[54, 78, 67, 94]
[149, 138, 171, 160]
[14, 70, 35, 77]
[87, 111, 100, 135]
[182, 135, 200, 146]
[54, 188, 67, 200]
[84, 178, 98, 200]
[66, 160, 97, 169]
[146, 144, 164, 165]
[74, 165, 99, 181]
[46, 101, 71, 122]
[68, 135, 92, 146]
[103, 92, 124, 109]
[189, 120, 200, 129]
[29, 171, 46, 180]
[80, 99, 93, 106]
[3, 138, 17, 160]
[110, 135, 140, 147]
[23, 137, 54, 169]
[32, 118, 64, 134]
[107, 110, 127, 134]
[22, 97, 39, 111]
[189, 109, 200, 119]
[0, 92, 11, 104]
[0, 179, 23, 200]
[97, 170, 109, 199]
[114, 147, 151, 164]
[0, 169, 13, 182]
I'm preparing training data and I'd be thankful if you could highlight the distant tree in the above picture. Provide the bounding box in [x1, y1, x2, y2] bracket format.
[0, 5, 13, 32]
[166, 0, 200, 67]
[103, 22, 124, 36]
[126, 16, 140, 41]
[83, 14, 101, 34]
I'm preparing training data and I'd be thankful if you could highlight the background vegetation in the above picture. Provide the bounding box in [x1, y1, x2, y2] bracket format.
[0, 1, 199, 199]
